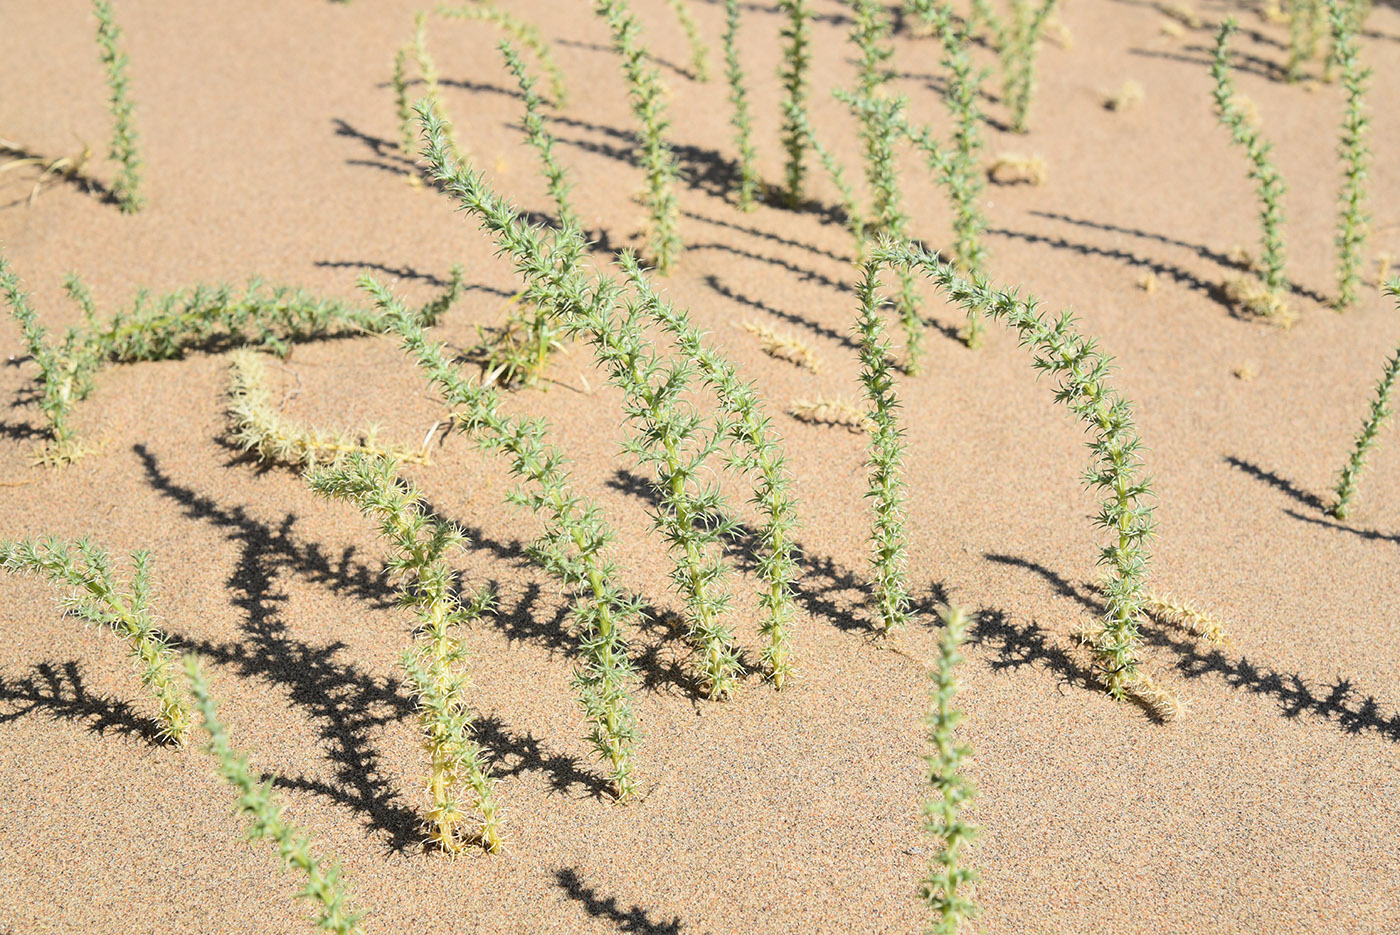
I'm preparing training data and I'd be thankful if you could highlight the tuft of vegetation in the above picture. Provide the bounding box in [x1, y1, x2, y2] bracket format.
[722, 0, 760, 211]
[974, 0, 1060, 133]
[1210, 18, 1292, 326]
[920, 604, 979, 935]
[595, 0, 683, 273]
[91, 0, 143, 213]
[742, 320, 822, 373]
[1330, 281, 1400, 520]
[777, 0, 813, 207]
[226, 349, 431, 471]
[664, 0, 711, 81]
[1, 537, 191, 745]
[183, 656, 367, 934]
[307, 454, 503, 853]
[1325, 0, 1370, 313]
[986, 152, 1047, 186]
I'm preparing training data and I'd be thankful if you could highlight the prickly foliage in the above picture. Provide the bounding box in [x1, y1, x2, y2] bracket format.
[664, 0, 711, 81]
[365, 275, 642, 799]
[1326, 0, 1370, 313]
[91, 0, 143, 212]
[437, 1, 569, 106]
[1001, 0, 1058, 133]
[1331, 281, 1400, 519]
[1, 537, 190, 744]
[722, 0, 760, 211]
[920, 605, 979, 935]
[182, 656, 366, 934]
[873, 238, 1156, 699]
[850, 0, 894, 98]
[393, 43, 416, 153]
[781, 98, 866, 246]
[595, 0, 683, 272]
[777, 0, 813, 206]
[499, 39, 578, 231]
[307, 454, 503, 853]
[853, 257, 913, 633]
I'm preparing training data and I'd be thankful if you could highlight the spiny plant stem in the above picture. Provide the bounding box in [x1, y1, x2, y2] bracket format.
[182, 656, 366, 934]
[1, 537, 191, 744]
[366, 277, 641, 799]
[777, 0, 813, 206]
[1211, 18, 1291, 320]
[920, 605, 979, 935]
[722, 0, 760, 211]
[226, 350, 430, 471]
[781, 99, 865, 246]
[1330, 280, 1400, 519]
[664, 0, 711, 81]
[595, 0, 683, 273]
[498, 39, 578, 231]
[437, 2, 569, 107]
[1001, 0, 1058, 134]
[91, 0, 143, 212]
[307, 455, 503, 853]
[853, 258, 913, 633]
[393, 44, 416, 153]
[873, 238, 1157, 700]
[412, 11, 461, 161]
[1326, 0, 1370, 313]
[850, 0, 894, 98]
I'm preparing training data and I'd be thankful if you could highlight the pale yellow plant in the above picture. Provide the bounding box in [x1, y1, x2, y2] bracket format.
[790, 396, 871, 432]
[741, 320, 822, 372]
[986, 152, 1047, 186]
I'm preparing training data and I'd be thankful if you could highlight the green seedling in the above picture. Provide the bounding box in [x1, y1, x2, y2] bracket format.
[664, 0, 711, 81]
[595, 0, 683, 273]
[437, 2, 569, 106]
[1326, 0, 1370, 313]
[1330, 281, 1400, 519]
[92, 0, 143, 212]
[722, 0, 760, 211]
[308, 454, 503, 853]
[1, 537, 190, 744]
[777, 0, 813, 206]
[1211, 19, 1292, 326]
[920, 604, 979, 935]
[183, 656, 366, 933]
[968, 0, 1059, 133]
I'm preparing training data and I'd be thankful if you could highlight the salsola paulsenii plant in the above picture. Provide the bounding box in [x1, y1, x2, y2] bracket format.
[777, 0, 813, 206]
[1211, 18, 1292, 326]
[499, 40, 578, 231]
[853, 258, 913, 633]
[182, 656, 366, 934]
[722, 0, 760, 211]
[1287, 0, 1326, 82]
[664, 0, 711, 81]
[595, 0, 683, 273]
[92, 0, 143, 212]
[437, 1, 569, 107]
[308, 454, 503, 853]
[365, 275, 642, 798]
[1, 537, 191, 744]
[920, 604, 979, 935]
[971, 0, 1059, 133]
[226, 349, 431, 471]
[1326, 0, 1370, 313]
[872, 238, 1159, 704]
[1330, 280, 1400, 520]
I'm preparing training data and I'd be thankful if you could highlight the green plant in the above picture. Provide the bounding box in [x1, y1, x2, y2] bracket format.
[664, 0, 711, 81]
[226, 349, 431, 471]
[853, 257, 913, 633]
[437, 2, 569, 107]
[1, 537, 191, 744]
[1326, 0, 1370, 313]
[410, 11, 461, 161]
[972, 0, 1059, 133]
[920, 604, 979, 935]
[872, 238, 1158, 703]
[777, 0, 813, 206]
[1211, 18, 1291, 326]
[307, 454, 503, 853]
[595, 0, 683, 273]
[1330, 280, 1400, 519]
[182, 656, 366, 934]
[365, 275, 642, 798]
[499, 40, 578, 231]
[781, 98, 865, 246]
[393, 43, 416, 153]
[722, 0, 760, 211]
[91, 0, 143, 212]
[850, 0, 894, 98]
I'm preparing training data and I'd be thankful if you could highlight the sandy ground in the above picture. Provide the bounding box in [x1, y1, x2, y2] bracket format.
[2, 1, 1399, 932]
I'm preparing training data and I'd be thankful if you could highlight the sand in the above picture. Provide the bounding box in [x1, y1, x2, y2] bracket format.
[2, 0, 1399, 932]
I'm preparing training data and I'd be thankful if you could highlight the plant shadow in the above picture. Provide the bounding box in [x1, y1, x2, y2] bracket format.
[553, 867, 685, 935]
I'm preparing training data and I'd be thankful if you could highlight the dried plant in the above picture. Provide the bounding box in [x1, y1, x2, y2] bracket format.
[1143, 591, 1230, 644]
[722, 0, 760, 211]
[920, 604, 979, 935]
[91, 0, 143, 212]
[226, 349, 431, 471]
[1287, 0, 1325, 81]
[307, 454, 503, 853]
[595, 0, 683, 273]
[854, 258, 913, 633]
[183, 656, 366, 934]
[1330, 281, 1400, 519]
[742, 320, 822, 373]
[1211, 19, 1291, 325]
[1158, 1, 1202, 28]
[986, 152, 1047, 185]
[1103, 79, 1144, 112]
[1, 537, 190, 744]
[437, 2, 568, 106]
[777, 0, 814, 206]
[0, 138, 94, 208]
[664, 0, 711, 81]
[366, 276, 641, 798]
[873, 238, 1158, 702]
[790, 396, 872, 432]
[1326, 0, 1370, 313]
